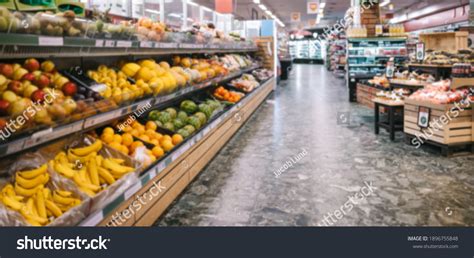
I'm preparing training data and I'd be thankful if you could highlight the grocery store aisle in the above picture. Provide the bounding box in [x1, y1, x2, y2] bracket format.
[156, 65, 474, 227]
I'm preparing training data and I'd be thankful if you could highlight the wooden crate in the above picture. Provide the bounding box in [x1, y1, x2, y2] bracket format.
[404, 99, 472, 145]
[356, 83, 387, 111]
[254, 36, 275, 70]
[419, 32, 469, 52]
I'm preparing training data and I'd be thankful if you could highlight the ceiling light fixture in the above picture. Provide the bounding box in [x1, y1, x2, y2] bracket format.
[388, 3, 394, 10]
[259, 4, 267, 11]
[265, 10, 272, 16]
[380, 0, 390, 7]
[319, 2, 326, 9]
[253, 0, 260, 3]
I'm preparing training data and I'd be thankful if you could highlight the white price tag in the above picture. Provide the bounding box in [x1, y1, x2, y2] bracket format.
[84, 110, 120, 128]
[157, 162, 166, 173]
[6, 140, 24, 155]
[149, 168, 157, 179]
[116, 40, 132, 48]
[90, 83, 108, 93]
[104, 40, 116, 47]
[38, 36, 63, 46]
[124, 183, 142, 200]
[140, 41, 153, 48]
[31, 128, 53, 139]
[95, 40, 104, 47]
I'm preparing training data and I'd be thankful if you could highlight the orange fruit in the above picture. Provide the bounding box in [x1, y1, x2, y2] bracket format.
[103, 127, 115, 135]
[109, 142, 122, 151]
[131, 121, 141, 129]
[146, 121, 157, 131]
[145, 129, 156, 138]
[130, 129, 139, 137]
[123, 125, 133, 132]
[120, 145, 129, 155]
[137, 126, 145, 135]
[150, 139, 159, 146]
[149, 155, 157, 163]
[161, 140, 174, 152]
[139, 135, 150, 142]
[122, 133, 134, 147]
[130, 141, 144, 153]
[172, 134, 183, 145]
[152, 146, 164, 158]
[101, 133, 114, 144]
[113, 134, 122, 144]
[155, 133, 163, 141]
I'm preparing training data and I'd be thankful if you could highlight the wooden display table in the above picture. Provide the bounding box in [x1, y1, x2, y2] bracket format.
[408, 64, 452, 80]
[373, 98, 404, 141]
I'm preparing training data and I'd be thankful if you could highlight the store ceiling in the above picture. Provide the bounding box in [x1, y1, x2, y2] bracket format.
[193, 0, 466, 29]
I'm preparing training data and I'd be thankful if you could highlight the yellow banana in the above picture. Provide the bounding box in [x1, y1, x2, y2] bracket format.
[73, 173, 101, 192]
[55, 152, 69, 164]
[26, 198, 39, 217]
[89, 158, 100, 186]
[43, 188, 51, 200]
[55, 190, 72, 198]
[103, 159, 134, 174]
[35, 190, 47, 219]
[45, 200, 62, 217]
[52, 192, 75, 205]
[110, 158, 125, 165]
[67, 149, 97, 164]
[79, 187, 96, 197]
[20, 206, 48, 225]
[96, 155, 104, 167]
[98, 167, 116, 185]
[99, 176, 106, 185]
[17, 164, 47, 179]
[2, 184, 17, 197]
[15, 173, 49, 189]
[54, 162, 77, 178]
[14, 183, 43, 197]
[71, 140, 103, 156]
[2, 195, 24, 211]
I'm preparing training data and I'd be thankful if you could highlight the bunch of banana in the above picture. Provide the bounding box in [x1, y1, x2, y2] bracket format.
[0, 164, 81, 226]
[50, 140, 135, 197]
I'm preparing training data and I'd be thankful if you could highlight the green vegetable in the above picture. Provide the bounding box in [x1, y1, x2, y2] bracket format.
[163, 122, 175, 132]
[194, 112, 207, 125]
[165, 108, 177, 119]
[199, 104, 213, 119]
[180, 100, 198, 115]
[158, 112, 171, 124]
[183, 125, 196, 135]
[173, 119, 185, 130]
[177, 111, 188, 122]
[187, 116, 202, 130]
[148, 111, 160, 121]
[154, 120, 163, 128]
[177, 129, 190, 138]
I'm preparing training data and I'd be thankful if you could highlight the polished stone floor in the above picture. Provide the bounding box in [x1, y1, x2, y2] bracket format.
[156, 65, 474, 226]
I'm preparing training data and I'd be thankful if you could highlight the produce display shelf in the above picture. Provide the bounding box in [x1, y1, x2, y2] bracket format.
[79, 76, 276, 226]
[0, 65, 260, 159]
[0, 33, 258, 59]
[348, 55, 408, 58]
[347, 37, 408, 42]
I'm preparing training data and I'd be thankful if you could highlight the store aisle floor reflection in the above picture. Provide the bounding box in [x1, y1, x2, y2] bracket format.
[156, 65, 474, 227]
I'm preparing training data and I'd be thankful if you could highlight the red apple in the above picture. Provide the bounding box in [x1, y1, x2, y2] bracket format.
[31, 89, 46, 103]
[0, 63, 14, 79]
[62, 82, 77, 96]
[34, 74, 50, 89]
[7, 81, 22, 95]
[22, 73, 35, 82]
[0, 100, 10, 116]
[0, 118, 6, 131]
[24, 58, 40, 72]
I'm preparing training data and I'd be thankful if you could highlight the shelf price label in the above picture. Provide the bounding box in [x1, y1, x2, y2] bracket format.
[95, 40, 104, 47]
[38, 36, 64, 46]
[416, 43, 425, 61]
[104, 40, 116, 47]
[84, 110, 121, 128]
[140, 41, 153, 48]
[124, 183, 142, 200]
[4, 140, 24, 156]
[116, 40, 132, 48]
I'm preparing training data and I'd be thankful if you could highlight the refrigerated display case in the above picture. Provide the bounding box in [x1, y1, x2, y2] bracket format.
[289, 39, 323, 64]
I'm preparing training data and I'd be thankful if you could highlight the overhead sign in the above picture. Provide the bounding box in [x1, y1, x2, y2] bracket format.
[291, 12, 301, 22]
[307, 1, 319, 14]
